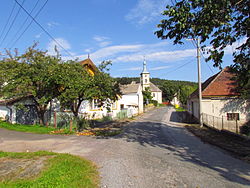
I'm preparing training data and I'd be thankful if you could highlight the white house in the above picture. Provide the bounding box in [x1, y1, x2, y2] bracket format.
[187, 67, 249, 125]
[140, 60, 162, 104]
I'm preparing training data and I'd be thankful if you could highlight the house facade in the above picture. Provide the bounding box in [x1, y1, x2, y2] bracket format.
[187, 67, 249, 124]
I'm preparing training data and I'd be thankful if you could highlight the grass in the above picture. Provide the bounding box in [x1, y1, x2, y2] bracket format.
[0, 151, 99, 188]
[175, 106, 186, 112]
[0, 121, 74, 135]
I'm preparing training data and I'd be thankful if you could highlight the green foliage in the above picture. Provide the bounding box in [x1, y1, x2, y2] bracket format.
[0, 45, 66, 125]
[142, 87, 153, 105]
[151, 100, 158, 107]
[240, 121, 250, 136]
[0, 151, 99, 188]
[155, 0, 250, 98]
[58, 61, 120, 118]
[175, 106, 186, 112]
[76, 117, 90, 132]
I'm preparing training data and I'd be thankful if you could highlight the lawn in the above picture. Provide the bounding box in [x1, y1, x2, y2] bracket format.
[175, 106, 186, 112]
[0, 121, 73, 134]
[0, 151, 99, 188]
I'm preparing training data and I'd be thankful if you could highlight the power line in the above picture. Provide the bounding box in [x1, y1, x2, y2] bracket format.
[0, 0, 26, 48]
[6, 0, 41, 48]
[189, 38, 214, 74]
[158, 58, 195, 78]
[0, 2, 17, 44]
[9, 0, 48, 48]
[14, 0, 74, 58]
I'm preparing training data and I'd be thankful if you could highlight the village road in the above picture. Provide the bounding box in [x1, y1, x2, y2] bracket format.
[0, 107, 250, 188]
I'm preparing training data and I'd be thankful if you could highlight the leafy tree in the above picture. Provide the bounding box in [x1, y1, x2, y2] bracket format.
[0, 45, 64, 125]
[160, 80, 179, 102]
[58, 61, 120, 118]
[155, 0, 249, 98]
[142, 87, 153, 105]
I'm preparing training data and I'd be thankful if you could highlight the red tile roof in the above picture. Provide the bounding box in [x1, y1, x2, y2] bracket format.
[190, 67, 239, 98]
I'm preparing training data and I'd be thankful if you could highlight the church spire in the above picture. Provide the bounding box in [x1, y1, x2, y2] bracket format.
[142, 57, 149, 73]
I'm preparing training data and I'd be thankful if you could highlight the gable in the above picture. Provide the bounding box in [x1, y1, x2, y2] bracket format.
[79, 58, 98, 76]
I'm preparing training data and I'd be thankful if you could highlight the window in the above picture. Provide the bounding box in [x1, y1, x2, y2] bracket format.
[111, 101, 117, 109]
[145, 79, 147, 83]
[153, 93, 155, 97]
[91, 99, 102, 110]
[120, 104, 124, 109]
[227, 113, 239, 121]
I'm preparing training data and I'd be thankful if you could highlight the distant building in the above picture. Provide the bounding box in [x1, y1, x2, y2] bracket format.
[187, 67, 249, 124]
[140, 60, 162, 104]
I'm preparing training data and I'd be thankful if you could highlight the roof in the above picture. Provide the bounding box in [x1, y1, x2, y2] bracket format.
[120, 83, 140, 94]
[79, 58, 98, 72]
[190, 67, 239, 98]
[0, 96, 31, 105]
[149, 83, 162, 92]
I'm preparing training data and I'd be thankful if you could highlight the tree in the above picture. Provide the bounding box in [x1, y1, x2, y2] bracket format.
[0, 45, 65, 125]
[160, 80, 179, 102]
[155, 0, 249, 98]
[142, 87, 153, 105]
[58, 61, 120, 118]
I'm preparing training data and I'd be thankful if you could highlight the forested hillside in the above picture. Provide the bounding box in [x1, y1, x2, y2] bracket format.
[115, 77, 197, 105]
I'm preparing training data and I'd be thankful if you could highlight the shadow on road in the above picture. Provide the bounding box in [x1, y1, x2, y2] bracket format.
[107, 120, 250, 186]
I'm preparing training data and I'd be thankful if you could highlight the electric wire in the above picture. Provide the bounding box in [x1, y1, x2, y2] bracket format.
[0, 2, 17, 44]
[0, 0, 26, 48]
[14, 0, 74, 58]
[158, 58, 195, 78]
[9, 0, 48, 48]
[6, 0, 41, 48]
[190, 38, 214, 74]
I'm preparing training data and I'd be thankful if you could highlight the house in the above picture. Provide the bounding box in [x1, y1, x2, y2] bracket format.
[187, 67, 249, 124]
[0, 96, 39, 124]
[119, 81, 144, 114]
[140, 60, 162, 104]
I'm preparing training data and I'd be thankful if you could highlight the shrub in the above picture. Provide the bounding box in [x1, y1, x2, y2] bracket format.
[240, 120, 250, 136]
[76, 118, 90, 132]
[151, 100, 158, 107]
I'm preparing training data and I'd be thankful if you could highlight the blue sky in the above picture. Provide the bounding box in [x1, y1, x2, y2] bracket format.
[0, 0, 237, 82]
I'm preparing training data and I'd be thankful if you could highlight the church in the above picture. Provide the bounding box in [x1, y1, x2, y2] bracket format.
[140, 59, 162, 104]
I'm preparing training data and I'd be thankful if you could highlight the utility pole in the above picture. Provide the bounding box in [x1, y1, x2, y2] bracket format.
[197, 37, 203, 127]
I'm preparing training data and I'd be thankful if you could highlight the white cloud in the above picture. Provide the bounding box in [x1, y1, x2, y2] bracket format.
[35, 32, 43, 39]
[150, 66, 170, 70]
[69, 41, 195, 65]
[125, 0, 167, 25]
[120, 67, 142, 71]
[47, 21, 60, 28]
[93, 35, 112, 47]
[47, 38, 71, 55]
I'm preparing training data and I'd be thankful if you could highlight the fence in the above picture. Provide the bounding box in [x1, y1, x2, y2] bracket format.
[202, 113, 246, 134]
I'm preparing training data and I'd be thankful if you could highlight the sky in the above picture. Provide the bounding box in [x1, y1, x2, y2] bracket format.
[0, 0, 237, 82]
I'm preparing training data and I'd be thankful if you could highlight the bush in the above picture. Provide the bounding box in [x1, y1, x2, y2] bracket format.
[76, 118, 90, 132]
[240, 120, 250, 136]
[151, 100, 158, 107]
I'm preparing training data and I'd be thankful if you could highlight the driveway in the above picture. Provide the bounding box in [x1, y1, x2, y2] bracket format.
[0, 106, 250, 188]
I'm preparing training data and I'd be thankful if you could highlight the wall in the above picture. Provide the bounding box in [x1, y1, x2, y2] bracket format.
[187, 97, 249, 123]
[152, 91, 162, 104]
[0, 106, 9, 120]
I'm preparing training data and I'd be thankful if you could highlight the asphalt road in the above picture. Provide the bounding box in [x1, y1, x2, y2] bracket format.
[0, 106, 250, 188]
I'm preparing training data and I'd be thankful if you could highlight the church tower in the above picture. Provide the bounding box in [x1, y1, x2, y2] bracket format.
[140, 59, 150, 90]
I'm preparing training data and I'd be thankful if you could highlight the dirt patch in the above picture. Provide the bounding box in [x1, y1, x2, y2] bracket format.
[186, 124, 250, 163]
[0, 156, 53, 181]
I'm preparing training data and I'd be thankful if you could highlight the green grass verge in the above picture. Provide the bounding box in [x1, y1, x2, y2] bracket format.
[175, 106, 186, 112]
[0, 151, 99, 188]
[0, 121, 74, 134]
